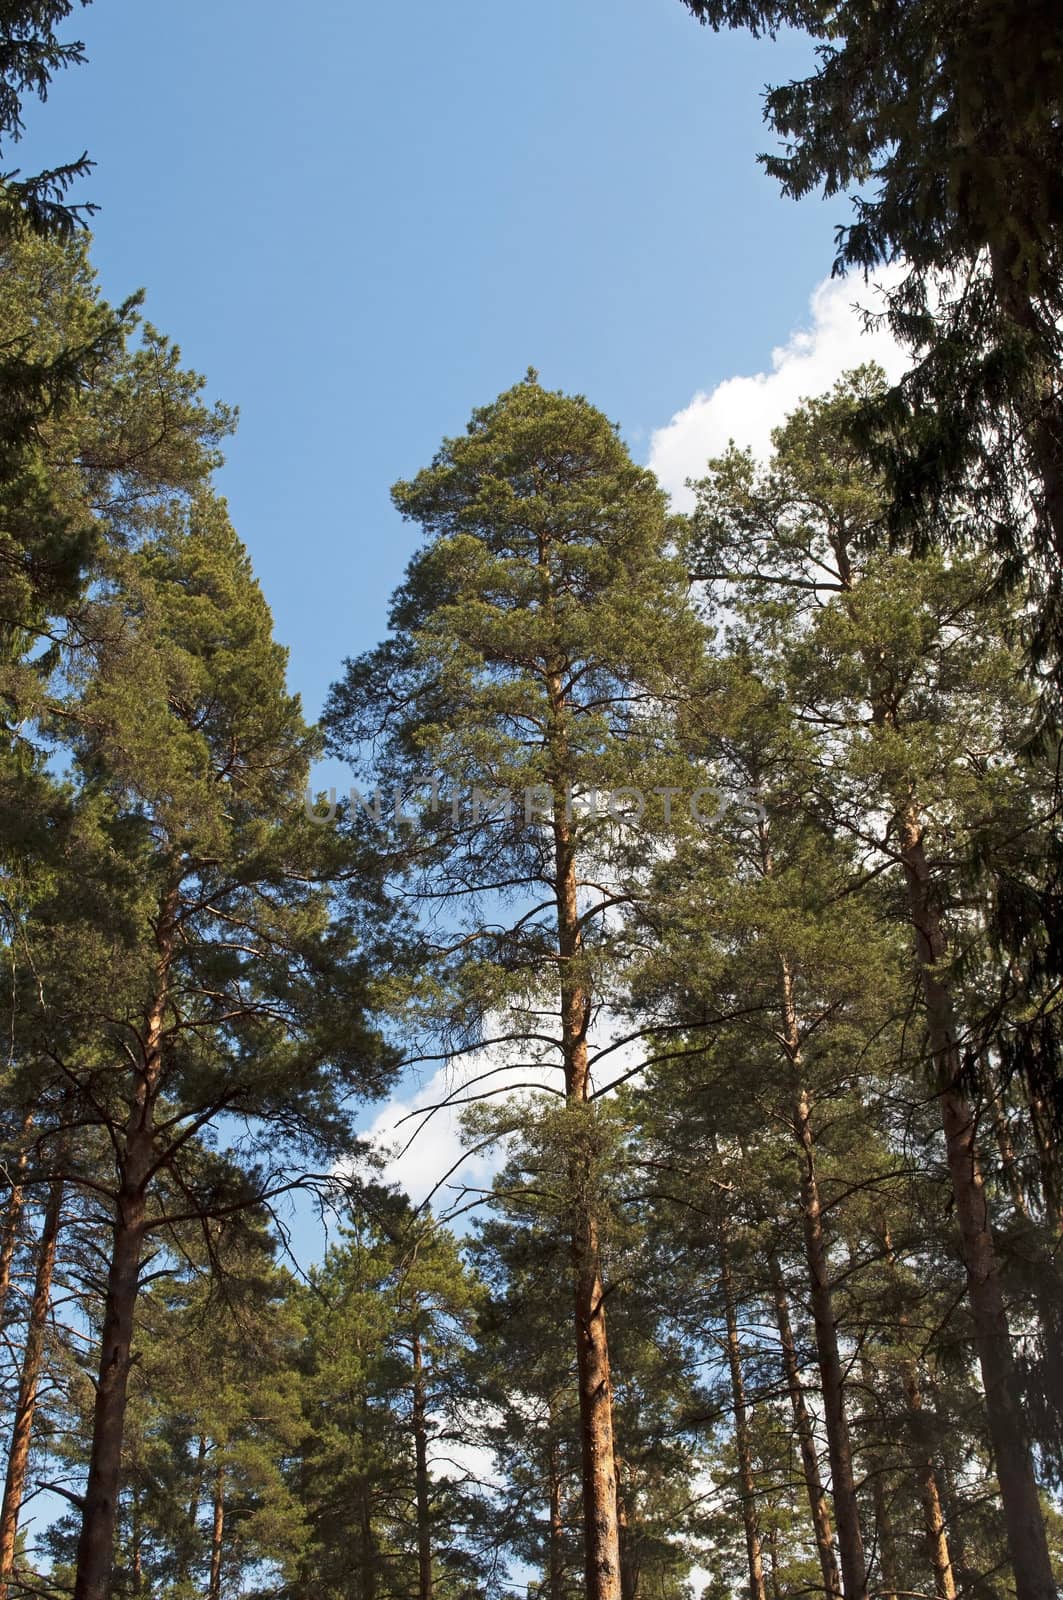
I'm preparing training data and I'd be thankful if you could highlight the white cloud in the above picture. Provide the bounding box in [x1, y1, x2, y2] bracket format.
[648, 267, 911, 509]
[363, 1043, 558, 1211]
[361, 1016, 648, 1215]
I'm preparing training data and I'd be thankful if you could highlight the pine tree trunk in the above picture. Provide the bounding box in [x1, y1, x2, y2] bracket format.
[855, 1346, 899, 1600]
[549, 1436, 565, 1600]
[864, 1432, 899, 1600]
[73, 1177, 147, 1600]
[360, 1476, 376, 1600]
[899, 1363, 956, 1600]
[989, 1090, 1031, 1219]
[0, 1177, 63, 1599]
[178, 1434, 208, 1584]
[616, 1460, 640, 1600]
[548, 683, 622, 1600]
[899, 815, 1056, 1600]
[130, 1488, 144, 1597]
[412, 1333, 434, 1600]
[769, 1256, 841, 1600]
[781, 960, 869, 1600]
[0, 1111, 34, 1327]
[720, 1229, 768, 1600]
[73, 887, 177, 1600]
[208, 1465, 224, 1600]
[572, 1205, 621, 1600]
[1022, 1064, 1062, 1229]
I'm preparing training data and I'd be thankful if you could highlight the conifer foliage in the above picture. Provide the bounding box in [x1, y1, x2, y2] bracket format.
[0, 9, 1061, 1600]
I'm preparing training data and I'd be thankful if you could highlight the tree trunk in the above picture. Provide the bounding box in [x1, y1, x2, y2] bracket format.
[178, 1434, 208, 1585]
[130, 1487, 144, 1597]
[769, 1256, 841, 1600]
[855, 1345, 900, 1600]
[208, 1465, 224, 1600]
[73, 1180, 147, 1600]
[360, 1476, 376, 1600]
[781, 961, 869, 1600]
[0, 1111, 34, 1327]
[899, 814, 1056, 1600]
[720, 1229, 768, 1600]
[616, 1459, 640, 1600]
[0, 1177, 63, 1599]
[412, 1332, 434, 1600]
[899, 1362, 957, 1600]
[989, 1089, 1031, 1220]
[549, 1435, 565, 1600]
[864, 1437, 899, 1600]
[572, 1205, 621, 1600]
[1021, 1062, 1062, 1230]
[548, 676, 622, 1600]
[73, 885, 177, 1600]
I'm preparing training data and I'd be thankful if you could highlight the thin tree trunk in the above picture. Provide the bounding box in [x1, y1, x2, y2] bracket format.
[73, 886, 178, 1600]
[899, 1362, 957, 1600]
[412, 1332, 434, 1600]
[872, 1483, 900, 1600]
[865, 1440, 899, 1600]
[178, 1434, 208, 1585]
[938, 1459, 972, 1587]
[549, 1436, 565, 1600]
[766, 1525, 782, 1600]
[1021, 1063, 1063, 1230]
[0, 1112, 34, 1327]
[899, 814, 1056, 1600]
[989, 1090, 1031, 1220]
[548, 662, 621, 1600]
[360, 1476, 376, 1600]
[879, 1221, 959, 1600]
[781, 958, 869, 1600]
[207, 1465, 224, 1600]
[616, 1459, 640, 1600]
[720, 1229, 768, 1600]
[769, 1256, 841, 1600]
[0, 1177, 63, 1599]
[130, 1488, 144, 1597]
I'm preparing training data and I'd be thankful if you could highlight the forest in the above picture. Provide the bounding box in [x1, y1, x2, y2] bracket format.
[0, 2, 1060, 1599]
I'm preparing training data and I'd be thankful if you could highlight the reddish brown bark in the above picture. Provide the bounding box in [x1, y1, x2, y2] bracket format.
[720, 1229, 768, 1600]
[0, 1111, 34, 1327]
[412, 1332, 434, 1600]
[360, 1473, 376, 1600]
[899, 1362, 957, 1600]
[780, 956, 869, 1600]
[548, 660, 622, 1600]
[548, 1435, 566, 1600]
[769, 1256, 841, 1600]
[0, 1177, 63, 1599]
[858, 1354, 899, 1600]
[899, 814, 1056, 1600]
[208, 1465, 224, 1600]
[615, 1460, 641, 1600]
[73, 885, 178, 1600]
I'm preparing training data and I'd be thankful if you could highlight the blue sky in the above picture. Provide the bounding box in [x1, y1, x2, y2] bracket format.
[19, 0, 848, 726]
[17, 0, 911, 1240]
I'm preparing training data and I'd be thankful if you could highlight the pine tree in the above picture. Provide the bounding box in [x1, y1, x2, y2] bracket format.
[685, 370, 1060, 1599]
[1, 495, 396, 1600]
[325, 372, 705, 1600]
[675, 0, 1063, 691]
